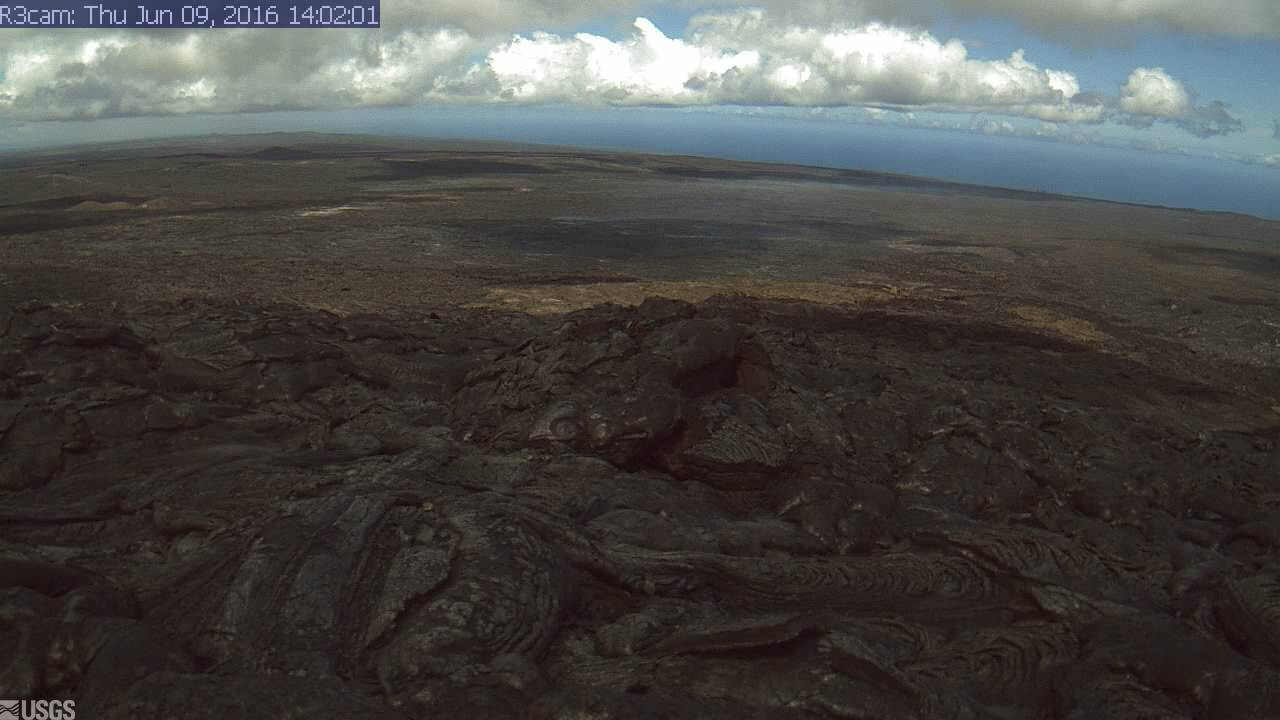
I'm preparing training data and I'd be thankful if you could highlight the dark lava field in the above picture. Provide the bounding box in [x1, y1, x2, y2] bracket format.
[2, 134, 1280, 719]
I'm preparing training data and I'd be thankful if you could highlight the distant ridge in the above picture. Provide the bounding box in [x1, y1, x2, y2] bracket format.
[0, 132, 1273, 223]
[249, 145, 317, 161]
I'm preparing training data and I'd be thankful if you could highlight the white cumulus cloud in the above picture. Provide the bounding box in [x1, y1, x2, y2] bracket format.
[483, 11, 1104, 124]
[1119, 67, 1192, 118]
[1116, 67, 1242, 137]
[0, 9, 1246, 138]
[0, 28, 485, 120]
[487, 18, 761, 103]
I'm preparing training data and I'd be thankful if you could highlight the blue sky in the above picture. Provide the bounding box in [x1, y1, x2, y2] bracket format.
[2, 1, 1279, 211]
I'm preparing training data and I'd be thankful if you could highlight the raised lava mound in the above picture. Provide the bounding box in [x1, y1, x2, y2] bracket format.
[2, 294, 1280, 719]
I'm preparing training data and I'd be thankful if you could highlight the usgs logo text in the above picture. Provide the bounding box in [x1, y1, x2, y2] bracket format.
[0, 700, 76, 720]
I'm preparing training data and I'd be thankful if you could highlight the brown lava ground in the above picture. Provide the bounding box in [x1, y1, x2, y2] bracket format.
[2, 133, 1279, 720]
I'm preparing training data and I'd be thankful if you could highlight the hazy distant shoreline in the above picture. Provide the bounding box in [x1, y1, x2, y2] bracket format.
[4, 108, 1280, 220]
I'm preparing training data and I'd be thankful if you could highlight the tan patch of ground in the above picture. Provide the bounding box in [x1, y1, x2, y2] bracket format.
[1159, 262, 1251, 284]
[140, 197, 186, 211]
[296, 205, 369, 217]
[889, 238, 1020, 262]
[476, 278, 904, 315]
[376, 192, 465, 203]
[69, 200, 135, 211]
[1009, 305, 1110, 345]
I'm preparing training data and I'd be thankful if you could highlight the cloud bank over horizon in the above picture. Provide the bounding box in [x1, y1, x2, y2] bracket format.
[942, 0, 1280, 43]
[0, 9, 1247, 140]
